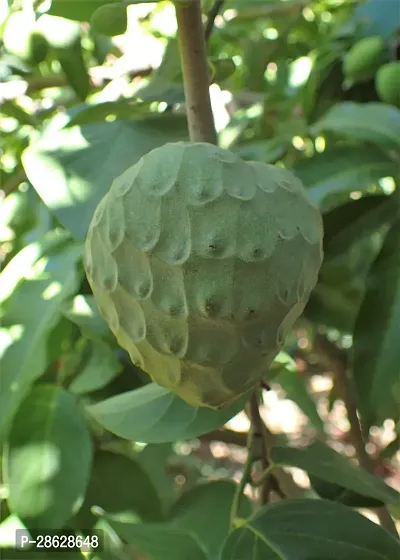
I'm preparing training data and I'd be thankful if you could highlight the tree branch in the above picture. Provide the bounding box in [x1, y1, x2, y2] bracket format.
[314, 334, 399, 537]
[249, 391, 274, 504]
[204, 0, 225, 41]
[174, 0, 217, 144]
[199, 427, 305, 499]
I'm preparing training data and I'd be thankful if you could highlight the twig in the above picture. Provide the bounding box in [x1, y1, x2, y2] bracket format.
[250, 391, 285, 504]
[229, 414, 255, 530]
[249, 391, 273, 504]
[0, 67, 153, 103]
[314, 334, 399, 538]
[174, 0, 217, 144]
[204, 0, 225, 41]
[1, 169, 27, 196]
[199, 427, 305, 498]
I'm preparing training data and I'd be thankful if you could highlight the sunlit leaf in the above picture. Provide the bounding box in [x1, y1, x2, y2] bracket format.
[0, 230, 71, 304]
[62, 295, 110, 339]
[22, 111, 188, 240]
[0, 241, 82, 441]
[4, 385, 93, 529]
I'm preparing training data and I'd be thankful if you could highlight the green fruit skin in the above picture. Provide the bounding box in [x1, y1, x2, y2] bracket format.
[343, 36, 385, 81]
[375, 62, 400, 107]
[84, 143, 324, 409]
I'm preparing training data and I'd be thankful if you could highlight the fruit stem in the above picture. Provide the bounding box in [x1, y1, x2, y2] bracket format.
[174, 0, 218, 144]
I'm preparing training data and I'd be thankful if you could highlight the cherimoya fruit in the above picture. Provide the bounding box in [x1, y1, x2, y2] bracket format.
[84, 142, 324, 408]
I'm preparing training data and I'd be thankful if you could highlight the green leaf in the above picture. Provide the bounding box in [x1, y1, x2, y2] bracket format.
[48, 0, 158, 22]
[311, 102, 400, 150]
[221, 499, 400, 560]
[353, 0, 400, 39]
[136, 444, 175, 512]
[87, 383, 247, 443]
[74, 450, 163, 528]
[91, 31, 113, 65]
[90, 4, 127, 37]
[323, 195, 397, 259]
[302, 45, 344, 123]
[309, 475, 384, 508]
[69, 339, 121, 395]
[0, 230, 72, 304]
[1, 101, 37, 127]
[104, 518, 208, 560]
[232, 139, 287, 164]
[294, 146, 398, 208]
[353, 217, 400, 428]
[64, 101, 154, 128]
[270, 441, 400, 505]
[37, 15, 81, 50]
[0, 241, 82, 442]
[62, 295, 110, 339]
[48, 0, 120, 22]
[210, 57, 237, 83]
[22, 111, 188, 241]
[269, 353, 325, 434]
[169, 481, 251, 560]
[137, 38, 185, 104]
[56, 38, 90, 101]
[4, 385, 93, 530]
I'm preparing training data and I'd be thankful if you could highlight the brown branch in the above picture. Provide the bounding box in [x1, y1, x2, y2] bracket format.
[200, 427, 305, 499]
[199, 428, 247, 447]
[314, 334, 399, 537]
[249, 391, 272, 504]
[174, 0, 217, 144]
[0, 67, 154, 102]
[204, 0, 225, 41]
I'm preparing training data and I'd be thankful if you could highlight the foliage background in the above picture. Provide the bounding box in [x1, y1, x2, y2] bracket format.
[0, 0, 400, 558]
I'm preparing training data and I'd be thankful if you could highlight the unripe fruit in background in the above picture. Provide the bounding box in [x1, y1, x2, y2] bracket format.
[343, 36, 385, 82]
[375, 62, 400, 107]
[84, 142, 324, 408]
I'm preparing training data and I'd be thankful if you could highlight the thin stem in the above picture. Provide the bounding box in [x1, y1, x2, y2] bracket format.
[229, 417, 255, 530]
[204, 0, 225, 41]
[252, 464, 276, 488]
[174, 0, 217, 144]
[314, 334, 399, 538]
[249, 391, 272, 504]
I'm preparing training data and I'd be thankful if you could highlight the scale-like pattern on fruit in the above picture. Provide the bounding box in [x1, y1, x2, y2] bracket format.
[84, 142, 324, 408]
